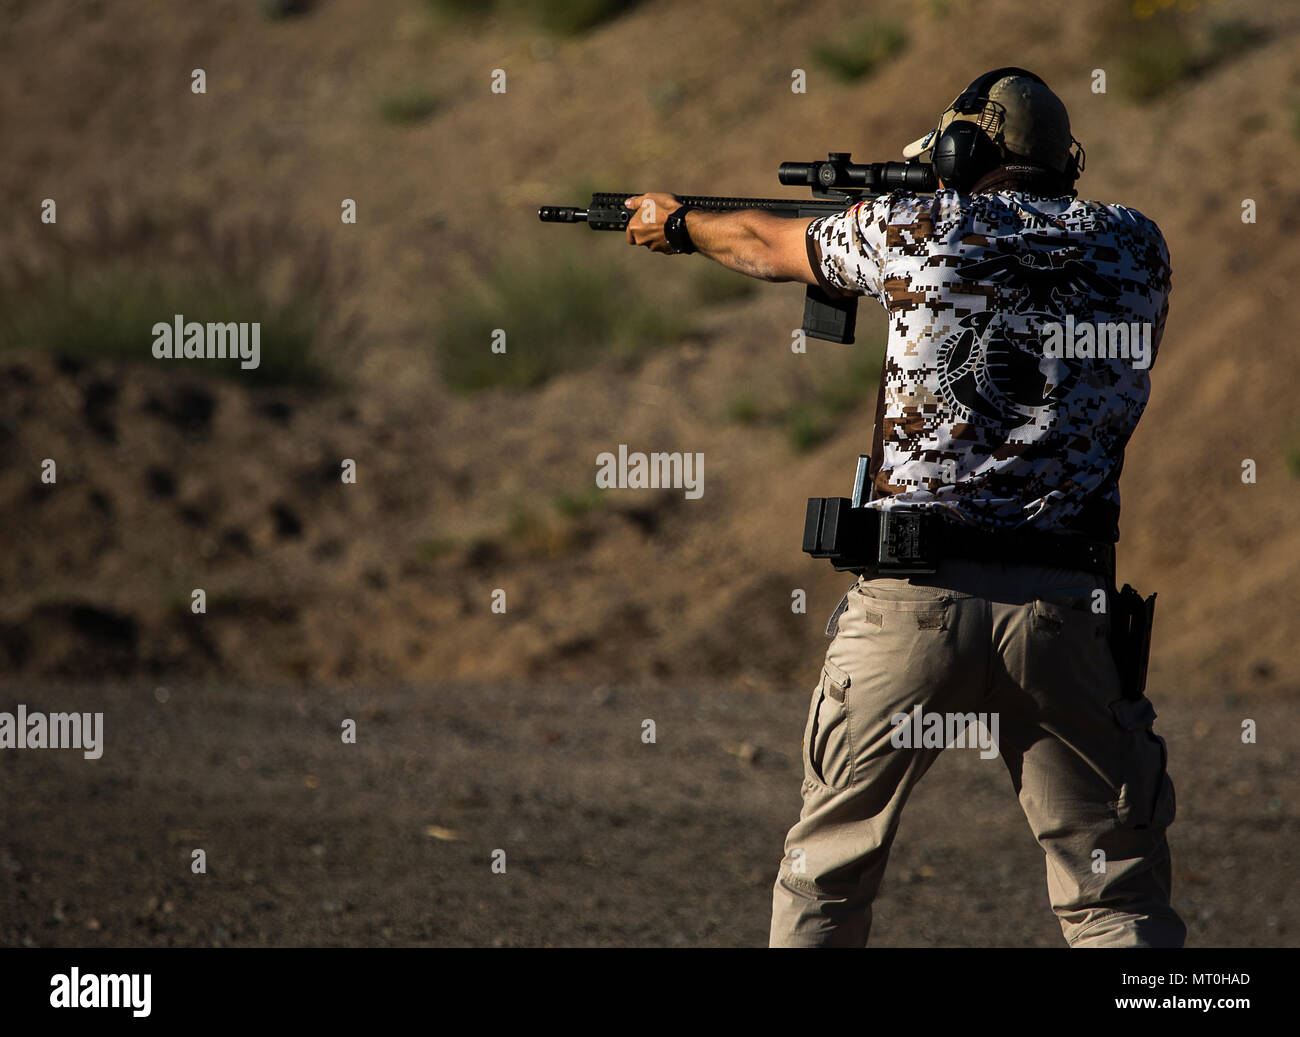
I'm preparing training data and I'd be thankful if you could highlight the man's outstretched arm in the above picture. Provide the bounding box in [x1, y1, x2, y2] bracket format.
[623, 192, 818, 285]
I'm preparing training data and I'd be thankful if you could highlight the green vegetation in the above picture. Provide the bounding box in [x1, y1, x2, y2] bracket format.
[0, 264, 324, 387]
[437, 246, 680, 392]
[1239, 111, 1267, 136]
[1286, 437, 1300, 479]
[162, 586, 195, 617]
[646, 80, 685, 115]
[1203, 18, 1266, 67]
[693, 264, 757, 305]
[783, 404, 828, 453]
[727, 392, 760, 426]
[506, 504, 544, 542]
[412, 484, 606, 567]
[415, 537, 458, 560]
[812, 18, 907, 83]
[531, 0, 637, 33]
[424, 0, 483, 17]
[258, 0, 311, 19]
[1110, 8, 1266, 102]
[378, 89, 439, 125]
[785, 340, 883, 452]
[426, 0, 639, 35]
[0, 203, 342, 387]
[1114, 28, 1195, 102]
[721, 336, 885, 453]
[502, 502, 585, 557]
[560, 174, 612, 211]
[553, 485, 605, 519]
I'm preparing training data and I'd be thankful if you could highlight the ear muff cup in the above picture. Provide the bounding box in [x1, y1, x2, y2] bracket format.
[932, 120, 1002, 192]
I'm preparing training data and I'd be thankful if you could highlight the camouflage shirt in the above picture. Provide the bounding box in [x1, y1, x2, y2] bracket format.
[806, 187, 1171, 540]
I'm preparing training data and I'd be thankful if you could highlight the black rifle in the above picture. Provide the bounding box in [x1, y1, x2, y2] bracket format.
[538, 153, 935, 344]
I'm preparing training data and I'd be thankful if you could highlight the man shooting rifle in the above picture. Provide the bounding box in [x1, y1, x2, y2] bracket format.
[614, 67, 1186, 948]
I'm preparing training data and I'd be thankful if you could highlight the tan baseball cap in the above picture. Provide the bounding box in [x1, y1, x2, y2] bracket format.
[903, 73, 1075, 175]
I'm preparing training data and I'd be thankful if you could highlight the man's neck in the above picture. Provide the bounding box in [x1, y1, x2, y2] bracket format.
[971, 163, 1075, 197]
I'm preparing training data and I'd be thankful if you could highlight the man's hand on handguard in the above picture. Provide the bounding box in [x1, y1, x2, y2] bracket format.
[623, 191, 820, 285]
[623, 193, 681, 254]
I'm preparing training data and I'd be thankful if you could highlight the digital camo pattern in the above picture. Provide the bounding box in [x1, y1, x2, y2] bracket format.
[807, 188, 1171, 539]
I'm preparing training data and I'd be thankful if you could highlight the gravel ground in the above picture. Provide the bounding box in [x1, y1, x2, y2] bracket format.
[0, 680, 1294, 947]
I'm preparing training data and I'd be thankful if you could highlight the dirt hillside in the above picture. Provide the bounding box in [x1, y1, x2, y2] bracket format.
[1, 0, 1298, 698]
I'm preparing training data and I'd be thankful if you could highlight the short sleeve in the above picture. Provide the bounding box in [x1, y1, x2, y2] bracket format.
[804, 196, 892, 305]
[1121, 206, 1172, 367]
[1149, 226, 1171, 365]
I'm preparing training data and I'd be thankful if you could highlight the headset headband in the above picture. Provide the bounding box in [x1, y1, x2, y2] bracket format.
[952, 67, 1045, 113]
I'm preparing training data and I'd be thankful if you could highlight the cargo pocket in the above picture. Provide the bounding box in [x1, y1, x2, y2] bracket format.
[804, 658, 854, 790]
[1111, 696, 1176, 830]
[851, 587, 955, 691]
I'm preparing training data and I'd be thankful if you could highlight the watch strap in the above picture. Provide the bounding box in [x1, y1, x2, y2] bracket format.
[664, 205, 697, 254]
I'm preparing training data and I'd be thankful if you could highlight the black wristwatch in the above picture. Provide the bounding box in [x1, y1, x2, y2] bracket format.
[664, 205, 697, 254]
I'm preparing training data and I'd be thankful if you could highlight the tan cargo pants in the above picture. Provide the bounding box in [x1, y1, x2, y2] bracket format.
[770, 559, 1185, 947]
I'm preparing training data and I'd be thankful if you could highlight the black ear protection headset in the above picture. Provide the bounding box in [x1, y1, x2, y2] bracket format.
[930, 66, 1084, 192]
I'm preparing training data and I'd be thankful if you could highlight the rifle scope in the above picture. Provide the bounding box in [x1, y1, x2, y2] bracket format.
[778, 152, 936, 193]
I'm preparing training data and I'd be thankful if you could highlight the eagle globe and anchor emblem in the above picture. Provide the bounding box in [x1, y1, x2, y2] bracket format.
[935, 249, 1121, 430]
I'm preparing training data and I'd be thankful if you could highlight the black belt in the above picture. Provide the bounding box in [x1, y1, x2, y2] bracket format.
[803, 499, 1115, 577]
